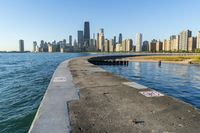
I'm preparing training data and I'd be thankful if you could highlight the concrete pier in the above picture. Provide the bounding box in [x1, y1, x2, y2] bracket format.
[29, 55, 200, 133]
[68, 57, 200, 133]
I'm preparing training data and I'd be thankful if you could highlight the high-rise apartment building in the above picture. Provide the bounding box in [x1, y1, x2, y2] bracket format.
[115, 43, 122, 52]
[96, 33, 100, 50]
[163, 39, 167, 51]
[170, 35, 179, 51]
[188, 37, 197, 51]
[149, 39, 157, 52]
[104, 39, 109, 52]
[179, 30, 192, 51]
[166, 39, 171, 51]
[92, 33, 96, 49]
[109, 39, 114, 52]
[19, 40, 24, 52]
[63, 39, 67, 46]
[122, 40, 126, 51]
[73, 39, 78, 47]
[126, 39, 133, 52]
[142, 41, 149, 52]
[84, 21, 90, 47]
[197, 31, 200, 49]
[156, 40, 163, 52]
[163, 39, 171, 51]
[136, 33, 142, 52]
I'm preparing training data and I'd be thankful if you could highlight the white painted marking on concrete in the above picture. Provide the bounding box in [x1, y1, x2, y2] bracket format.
[139, 90, 164, 97]
[53, 77, 66, 82]
[123, 82, 148, 89]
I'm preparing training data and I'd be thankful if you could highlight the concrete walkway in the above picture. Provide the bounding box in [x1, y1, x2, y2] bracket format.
[68, 57, 200, 133]
[29, 60, 79, 133]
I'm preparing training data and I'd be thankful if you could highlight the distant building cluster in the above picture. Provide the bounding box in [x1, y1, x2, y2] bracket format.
[32, 21, 96, 53]
[142, 30, 200, 52]
[32, 38, 74, 53]
[19, 21, 200, 53]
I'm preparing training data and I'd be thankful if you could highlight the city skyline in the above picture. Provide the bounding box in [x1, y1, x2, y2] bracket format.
[0, 0, 200, 51]
[31, 21, 200, 53]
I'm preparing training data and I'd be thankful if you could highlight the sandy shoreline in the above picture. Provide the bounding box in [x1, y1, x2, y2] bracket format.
[126, 57, 194, 65]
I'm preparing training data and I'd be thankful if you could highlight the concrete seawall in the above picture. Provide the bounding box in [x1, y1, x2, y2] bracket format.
[29, 55, 200, 133]
[28, 60, 79, 133]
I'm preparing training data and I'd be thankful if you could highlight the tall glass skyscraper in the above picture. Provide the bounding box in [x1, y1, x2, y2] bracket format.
[77, 30, 84, 48]
[118, 33, 122, 44]
[69, 35, 72, 46]
[84, 21, 90, 47]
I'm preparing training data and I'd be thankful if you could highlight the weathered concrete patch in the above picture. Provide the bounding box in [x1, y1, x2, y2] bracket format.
[123, 82, 148, 89]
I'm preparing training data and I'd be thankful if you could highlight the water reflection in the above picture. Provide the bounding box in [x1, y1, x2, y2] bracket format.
[100, 62, 200, 109]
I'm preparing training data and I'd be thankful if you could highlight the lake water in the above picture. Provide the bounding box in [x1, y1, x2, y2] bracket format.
[100, 62, 200, 110]
[0, 53, 91, 133]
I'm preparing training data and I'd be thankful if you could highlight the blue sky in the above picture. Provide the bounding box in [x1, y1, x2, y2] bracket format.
[0, 0, 200, 51]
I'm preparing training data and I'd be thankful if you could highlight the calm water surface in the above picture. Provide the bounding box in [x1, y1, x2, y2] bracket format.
[100, 62, 200, 109]
[0, 53, 91, 133]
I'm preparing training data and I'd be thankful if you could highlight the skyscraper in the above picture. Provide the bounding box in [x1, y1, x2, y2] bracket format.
[109, 39, 114, 52]
[197, 31, 200, 49]
[33, 41, 37, 52]
[92, 33, 96, 49]
[69, 35, 72, 46]
[84, 21, 90, 47]
[156, 40, 163, 52]
[113, 36, 117, 45]
[170, 35, 179, 51]
[126, 39, 133, 52]
[96, 33, 100, 50]
[118, 33, 122, 44]
[19, 39, 24, 52]
[142, 41, 149, 51]
[74, 39, 77, 47]
[99, 28, 104, 52]
[136, 33, 142, 52]
[104, 39, 109, 52]
[149, 39, 157, 52]
[179, 30, 192, 51]
[63, 39, 67, 46]
[122, 40, 126, 51]
[188, 37, 197, 51]
[77, 30, 84, 49]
